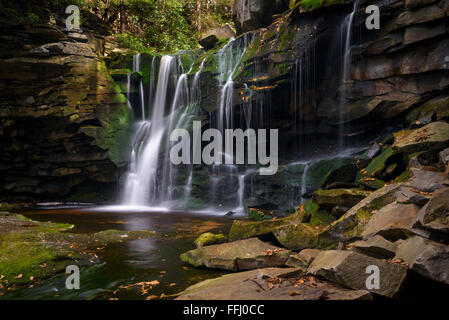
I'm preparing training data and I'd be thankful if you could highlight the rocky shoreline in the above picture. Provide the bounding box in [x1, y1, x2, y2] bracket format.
[177, 122, 449, 299]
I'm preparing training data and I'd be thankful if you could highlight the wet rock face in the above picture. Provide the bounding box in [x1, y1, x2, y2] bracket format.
[233, 0, 289, 34]
[225, 0, 449, 148]
[0, 13, 132, 201]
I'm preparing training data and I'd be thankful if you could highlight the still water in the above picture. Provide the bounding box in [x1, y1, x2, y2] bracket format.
[4, 207, 233, 300]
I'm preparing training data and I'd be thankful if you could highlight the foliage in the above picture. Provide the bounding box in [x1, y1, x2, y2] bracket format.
[82, 0, 234, 53]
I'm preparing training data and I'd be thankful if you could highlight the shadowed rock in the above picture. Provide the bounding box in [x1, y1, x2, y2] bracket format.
[175, 267, 372, 300]
[308, 250, 408, 298]
[395, 235, 449, 284]
[348, 235, 397, 259]
[414, 187, 449, 233]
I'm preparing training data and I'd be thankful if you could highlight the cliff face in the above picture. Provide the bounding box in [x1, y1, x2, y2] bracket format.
[0, 4, 132, 202]
[226, 0, 449, 141]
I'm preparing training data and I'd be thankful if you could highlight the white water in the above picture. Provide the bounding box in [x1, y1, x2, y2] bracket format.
[122, 56, 176, 206]
[339, 0, 360, 151]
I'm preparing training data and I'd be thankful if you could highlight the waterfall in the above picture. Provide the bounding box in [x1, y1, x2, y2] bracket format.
[339, 0, 360, 151]
[122, 56, 176, 206]
[300, 162, 310, 203]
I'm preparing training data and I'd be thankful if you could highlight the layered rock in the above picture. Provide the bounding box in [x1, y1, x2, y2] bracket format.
[0, 5, 132, 202]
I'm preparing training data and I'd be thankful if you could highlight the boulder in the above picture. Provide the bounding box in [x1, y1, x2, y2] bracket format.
[308, 250, 408, 298]
[393, 121, 449, 154]
[175, 267, 372, 300]
[407, 168, 449, 193]
[180, 238, 291, 271]
[199, 25, 236, 49]
[312, 189, 371, 212]
[194, 232, 227, 248]
[318, 184, 406, 247]
[395, 235, 449, 284]
[355, 147, 395, 183]
[310, 210, 336, 226]
[348, 235, 397, 259]
[272, 223, 319, 250]
[228, 211, 303, 241]
[414, 187, 449, 233]
[362, 202, 421, 240]
[321, 159, 370, 190]
[233, 0, 289, 34]
[286, 248, 322, 270]
[396, 186, 431, 206]
[406, 95, 449, 126]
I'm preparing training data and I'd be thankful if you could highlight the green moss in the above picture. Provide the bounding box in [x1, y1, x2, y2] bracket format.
[310, 210, 336, 226]
[273, 223, 318, 250]
[358, 178, 386, 190]
[396, 168, 411, 183]
[295, 0, 352, 11]
[248, 208, 274, 221]
[194, 233, 227, 247]
[356, 147, 394, 181]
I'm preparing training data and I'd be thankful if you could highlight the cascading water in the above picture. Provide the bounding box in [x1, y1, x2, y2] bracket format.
[122, 56, 177, 206]
[339, 0, 360, 151]
[117, 29, 367, 215]
[121, 50, 208, 208]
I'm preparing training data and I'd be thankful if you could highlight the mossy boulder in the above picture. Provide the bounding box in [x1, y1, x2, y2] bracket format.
[272, 223, 319, 250]
[312, 188, 372, 211]
[322, 159, 370, 189]
[393, 121, 449, 154]
[229, 211, 304, 241]
[406, 95, 449, 126]
[310, 210, 336, 226]
[355, 147, 395, 183]
[194, 232, 227, 248]
[180, 238, 291, 271]
[318, 183, 405, 248]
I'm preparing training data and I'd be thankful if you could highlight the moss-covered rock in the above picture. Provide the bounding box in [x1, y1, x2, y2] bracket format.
[318, 183, 405, 248]
[310, 210, 336, 226]
[312, 188, 371, 211]
[0, 212, 156, 292]
[358, 177, 386, 190]
[393, 121, 449, 154]
[229, 211, 303, 241]
[194, 232, 227, 248]
[272, 223, 319, 250]
[406, 95, 449, 126]
[356, 147, 395, 183]
[180, 238, 291, 271]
